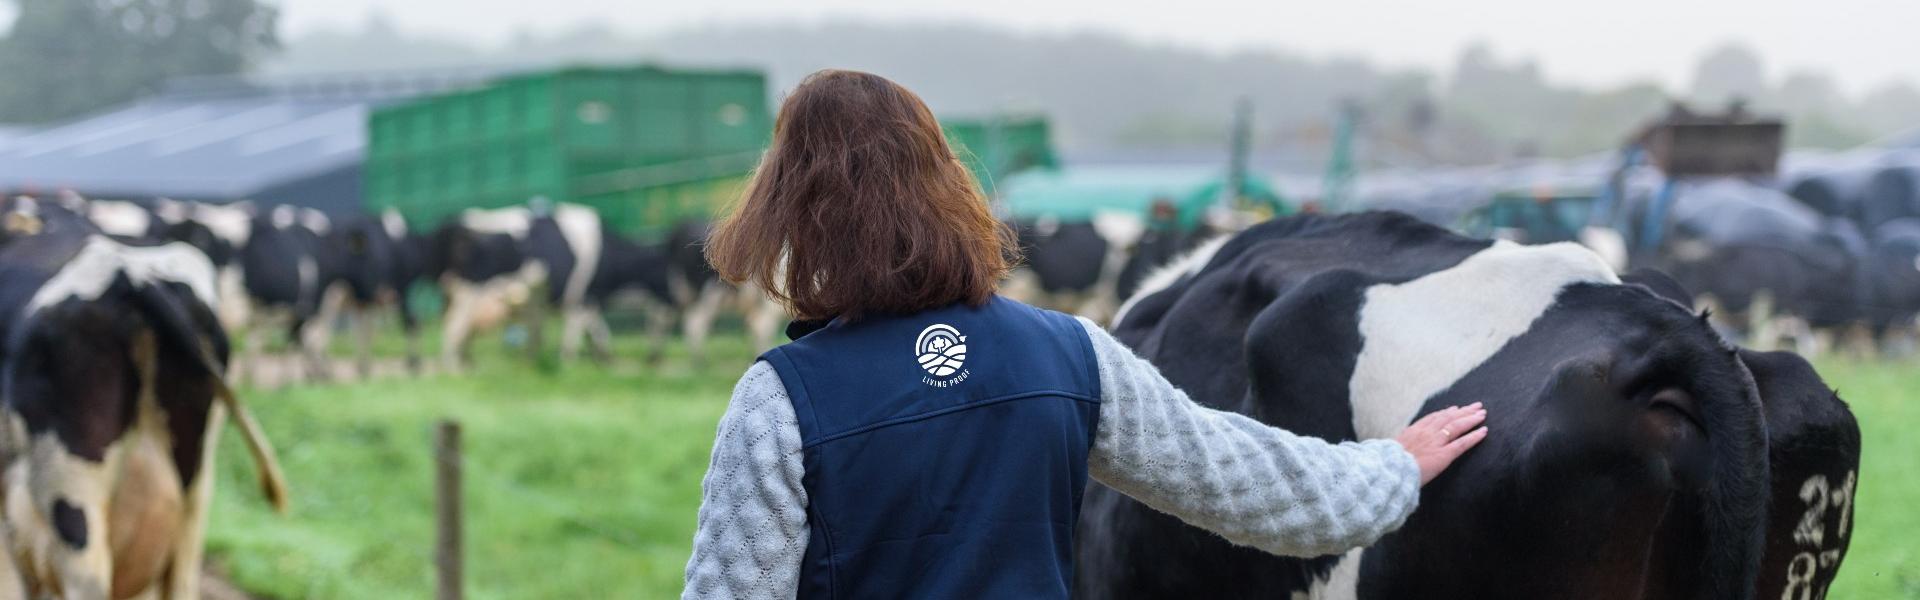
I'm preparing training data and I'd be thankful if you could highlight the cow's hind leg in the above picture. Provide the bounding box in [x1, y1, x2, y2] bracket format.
[298, 283, 349, 382]
[440, 281, 476, 373]
[642, 298, 673, 364]
[22, 437, 117, 600]
[587, 310, 616, 365]
[159, 403, 221, 600]
[398, 294, 423, 374]
[559, 303, 615, 366]
[682, 282, 727, 367]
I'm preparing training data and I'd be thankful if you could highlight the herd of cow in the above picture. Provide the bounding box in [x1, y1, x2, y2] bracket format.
[0, 192, 785, 599]
[1650, 163, 1920, 358]
[0, 187, 1868, 599]
[80, 194, 782, 382]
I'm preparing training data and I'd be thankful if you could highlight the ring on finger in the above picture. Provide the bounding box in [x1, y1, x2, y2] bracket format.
[1440, 427, 1453, 438]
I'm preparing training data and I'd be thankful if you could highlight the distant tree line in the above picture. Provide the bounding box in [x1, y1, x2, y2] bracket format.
[0, 0, 278, 124]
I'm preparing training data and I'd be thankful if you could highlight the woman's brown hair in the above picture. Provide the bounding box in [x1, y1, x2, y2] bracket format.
[706, 69, 1016, 320]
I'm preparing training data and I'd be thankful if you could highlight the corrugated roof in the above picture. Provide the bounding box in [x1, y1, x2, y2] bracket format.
[0, 68, 513, 204]
[0, 96, 364, 200]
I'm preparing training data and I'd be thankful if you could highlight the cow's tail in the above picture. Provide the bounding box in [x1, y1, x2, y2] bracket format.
[133, 281, 291, 513]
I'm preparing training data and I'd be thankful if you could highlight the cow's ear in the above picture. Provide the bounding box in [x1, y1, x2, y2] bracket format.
[1623, 268, 1694, 309]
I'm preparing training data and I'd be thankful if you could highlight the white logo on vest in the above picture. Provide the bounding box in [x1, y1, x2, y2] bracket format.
[915, 324, 971, 387]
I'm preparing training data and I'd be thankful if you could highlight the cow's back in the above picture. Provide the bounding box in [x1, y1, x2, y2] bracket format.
[1079, 213, 1493, 598]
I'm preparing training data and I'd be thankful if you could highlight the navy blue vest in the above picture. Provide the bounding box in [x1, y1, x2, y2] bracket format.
[760, 296, 1102, 599]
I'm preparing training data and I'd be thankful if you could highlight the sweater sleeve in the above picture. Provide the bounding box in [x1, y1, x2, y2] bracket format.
[1077, 317, 1422, 557]
[682, 361, 810, 599]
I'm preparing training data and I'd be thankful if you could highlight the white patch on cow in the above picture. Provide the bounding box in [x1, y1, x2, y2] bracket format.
[1091, 210, 1145, 249]
[151, 198, 187, 224]
[6, 427, 118, 600]
[191, 202, 252, 248]
[298, 208, 330, 235]
[460, 206, 533, 238]
[550, 203, 602, 308]
[86, 200, 152, 238]
[1305, 548, 1365, 600]
[269, 205, 297, 230]
[1112, 235, 1228, 325]
[1348, 241, 1619, 440]
[28, 236, 220, 313]
[1578, 226, 1628, 272]
[1033, 215, 1060, 237]
[381, 208, 408, 240]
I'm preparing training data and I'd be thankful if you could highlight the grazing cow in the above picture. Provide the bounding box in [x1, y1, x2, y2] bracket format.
[432, 203, 708, 368]
[0, 197, 287, 600]
[331, 209, 429, 375]
[226, 205, 350, 381]
[430, 204, 577, 369]
[1076, 212, 1858, 600]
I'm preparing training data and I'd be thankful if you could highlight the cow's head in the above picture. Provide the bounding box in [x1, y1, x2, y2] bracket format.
[1624, 268, 1861, 599]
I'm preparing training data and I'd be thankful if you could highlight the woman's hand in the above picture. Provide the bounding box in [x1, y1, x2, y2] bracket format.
[1394, 403, 1488, 486]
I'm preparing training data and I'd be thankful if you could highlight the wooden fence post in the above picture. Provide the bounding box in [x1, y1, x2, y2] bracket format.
[436, 420, 463, 600]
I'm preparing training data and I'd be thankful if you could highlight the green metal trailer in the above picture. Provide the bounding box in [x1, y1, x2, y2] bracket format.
[941, 115, 1058, 197]
[365, 65, 773, 237]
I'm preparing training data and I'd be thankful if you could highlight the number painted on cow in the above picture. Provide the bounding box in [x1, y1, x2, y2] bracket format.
[1781, 552, 1819, 600]
[1780, 469, 1857, 600]
[1832, 470, 1855, 542]
[1794, 475, 1830, 548]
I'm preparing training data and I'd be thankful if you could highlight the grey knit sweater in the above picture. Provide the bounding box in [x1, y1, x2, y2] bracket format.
[682, 318, 1421, 598]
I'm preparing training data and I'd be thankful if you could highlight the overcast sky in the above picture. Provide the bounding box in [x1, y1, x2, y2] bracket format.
[7, 1, 1915, 95]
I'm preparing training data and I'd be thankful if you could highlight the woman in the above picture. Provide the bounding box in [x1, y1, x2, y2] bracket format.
[683, 70, 1488, 599]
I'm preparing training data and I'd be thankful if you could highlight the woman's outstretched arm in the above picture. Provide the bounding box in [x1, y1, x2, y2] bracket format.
[1078, 318, 1481, 557]
[682, 362, 809, 599]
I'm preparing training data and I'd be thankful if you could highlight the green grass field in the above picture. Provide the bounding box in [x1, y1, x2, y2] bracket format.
[201, 331, 1919, 599]
[206, 331, 755, 599]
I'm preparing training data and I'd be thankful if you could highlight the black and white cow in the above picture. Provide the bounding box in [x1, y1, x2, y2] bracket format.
[230, 204, 350, 381]
[1004, 213, 1147, 322]
[123, 200, 351, 382]
[429, 203, 729, 369]
[1077, 212, 1859, 600]
[330, 209, 429, 375]
[0, 196, 287, 599]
